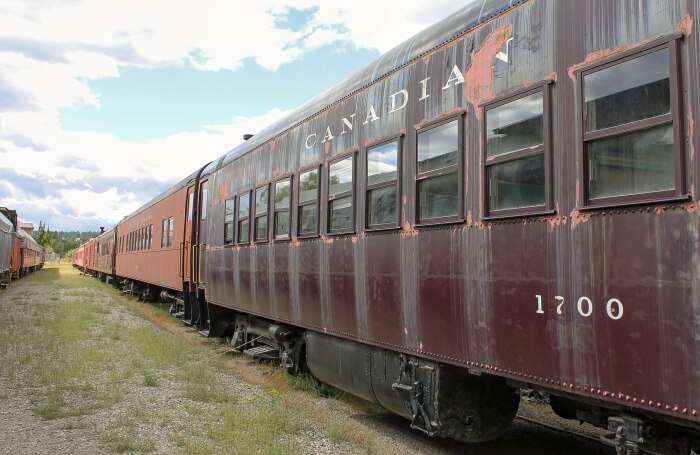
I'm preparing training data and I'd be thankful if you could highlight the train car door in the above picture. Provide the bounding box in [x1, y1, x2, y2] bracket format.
[195, 180, 209, 285]
[182, 185, 195, 284]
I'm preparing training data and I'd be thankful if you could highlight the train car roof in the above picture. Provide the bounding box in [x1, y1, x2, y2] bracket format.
[0, 211, 12, 234]
[17, 228, 41, 250]
[218, 0, 519, 169]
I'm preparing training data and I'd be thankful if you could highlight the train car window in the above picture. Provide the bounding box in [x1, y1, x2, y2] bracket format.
[366, 140, 400, 228]
[484, 84, 550, 217]
[328, 156, 354, 233]
[238, 191, 251, 244]
[161, 219, 167, 248]
[274, 178, 291, 239]
[200, 187, 209, 220]
[224, 198, 235, 244]
[168, 217, 174, 247]
[416, 119, 461, 223]
[254, 185, 269, 242]
[579, 39, 683, 206]
[148, 225, 152, 249]
[187, 193, 194, 221]
[298, 168, 319, 237]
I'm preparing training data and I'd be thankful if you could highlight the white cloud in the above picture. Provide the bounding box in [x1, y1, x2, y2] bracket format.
[0, 0, 466, 230]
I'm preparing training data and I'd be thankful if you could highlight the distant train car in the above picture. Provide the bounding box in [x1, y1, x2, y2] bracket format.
[16, 228, 43, 277]
[114, 169, 204, 307]
[73, 243, 85, 269]
[91, 229, 115, 280]
[0, 211, 13, 287]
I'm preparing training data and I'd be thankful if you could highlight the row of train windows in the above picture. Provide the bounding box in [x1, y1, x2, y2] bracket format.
[221, 39, 683, 243]
[120, 225, 153, 253]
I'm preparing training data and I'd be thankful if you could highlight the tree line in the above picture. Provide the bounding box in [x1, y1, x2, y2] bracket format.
[31, 222, 99, 258]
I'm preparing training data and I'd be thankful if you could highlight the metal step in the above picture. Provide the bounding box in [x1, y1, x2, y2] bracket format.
[198, 329, 210, 337]
[243, 345, 278, 357]
[173, 311, 184, 319]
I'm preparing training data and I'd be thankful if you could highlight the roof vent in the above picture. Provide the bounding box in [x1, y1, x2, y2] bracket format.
[100, 227, 105, 233]
[243, 134, 254, 141]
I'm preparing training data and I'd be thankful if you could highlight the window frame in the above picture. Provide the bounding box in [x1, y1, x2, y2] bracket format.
[415, 113, 465, 226]
[365, 134, 403, 231]
[296, 164, 321, 239]
[237, 189, 252, 245]
[575, 34, 687, 210]
[224, 197, 236, 246]
[253, 184, 270, 243]
[482, 80, 554, 220]
[327, 152, 356, 235]
[273, 176, 293, 241]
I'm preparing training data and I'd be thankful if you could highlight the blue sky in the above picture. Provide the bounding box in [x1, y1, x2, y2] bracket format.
[60, 46, 379, 140]
[0, 0, 462, 231]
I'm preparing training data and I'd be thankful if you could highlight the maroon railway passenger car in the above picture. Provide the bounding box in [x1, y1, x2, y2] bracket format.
[76, 0, 700, 452]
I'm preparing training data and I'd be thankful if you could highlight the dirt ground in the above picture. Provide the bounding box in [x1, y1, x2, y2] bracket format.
[0, 264, 614, 454]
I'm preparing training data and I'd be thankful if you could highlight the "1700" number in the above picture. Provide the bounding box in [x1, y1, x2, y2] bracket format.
[535, 295, 623, 320]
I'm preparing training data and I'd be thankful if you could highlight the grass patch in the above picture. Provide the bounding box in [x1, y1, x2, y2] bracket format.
[143, 369, 158, 387]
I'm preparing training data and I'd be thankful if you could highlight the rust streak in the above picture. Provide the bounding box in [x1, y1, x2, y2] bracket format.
[218, 183, 228, 204]
[401, 222, 418, 237]
[464, 24, 513, 108]
[569, 209, 591, 227]
[683, 202, 698, 213]
[678, 15, 693, 37]
[687, 103, 695, 163]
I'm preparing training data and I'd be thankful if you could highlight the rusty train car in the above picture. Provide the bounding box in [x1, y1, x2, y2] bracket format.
[74, 0, 700, 452]
[0, 207, 45, 285]
[0, 211, 13, 287]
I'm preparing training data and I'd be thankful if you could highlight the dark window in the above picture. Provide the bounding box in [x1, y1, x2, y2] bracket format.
[580, 40, 683, 206]
[328, 156, 354, 233]
[484, 85, 550, 216]
[168, 217, 174, 247]
[417, 119, 460, 223]
[367, 140, 400, 228]
[224, 198, 235, 244]
[238, 192, 250, 243]
[298, 168, 319, 236]
[274, 178, 291, 239]
[200, 185, 208, 220]
[254, 185, 269, 242]
[148, 225, 152, 249]
[161, 219, 167, 248]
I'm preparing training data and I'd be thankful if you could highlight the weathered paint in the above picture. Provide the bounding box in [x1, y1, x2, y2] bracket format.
[196, 0, 700, 428]
[73, 0, 700, 434]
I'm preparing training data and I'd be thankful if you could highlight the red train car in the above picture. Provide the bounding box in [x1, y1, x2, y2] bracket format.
[0, 211, 13, 286]
[79, 1, 700, 452]
[90, 229, 115, 279]
[16, 228, 43, 276]
[114, 169, 205, 307]
[73, 243, 85, 269]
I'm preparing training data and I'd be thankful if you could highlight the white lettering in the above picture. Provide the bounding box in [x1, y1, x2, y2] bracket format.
[340, 114, 356, 135]
[419, 77, 430, 101]
[442, 65, 465, 91]
[389, 89, 409, 114]
[577, 296, 593, 317]
[305, 133, 317, 149]
[321, 126, 334, 143]
[535, 295, 544, 314]
[606, 298, 624, 320]
[363, 105, 379, 125]
[555, 296, 565, 315]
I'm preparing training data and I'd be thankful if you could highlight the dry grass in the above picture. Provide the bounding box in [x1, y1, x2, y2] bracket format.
[0, 264, 369, 454]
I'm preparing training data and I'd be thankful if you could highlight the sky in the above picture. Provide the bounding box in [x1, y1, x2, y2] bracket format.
[0, 0, 465, 231]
